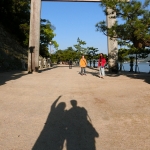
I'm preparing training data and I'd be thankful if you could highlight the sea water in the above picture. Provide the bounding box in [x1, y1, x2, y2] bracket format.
[87, 61, 150, 73]
[121, 62, 150, 73]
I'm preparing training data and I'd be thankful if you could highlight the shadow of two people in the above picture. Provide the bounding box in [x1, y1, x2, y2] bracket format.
[32, 96, 99, 150]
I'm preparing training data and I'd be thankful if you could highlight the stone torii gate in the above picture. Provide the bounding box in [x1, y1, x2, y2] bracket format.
[28, 0, 118, 73]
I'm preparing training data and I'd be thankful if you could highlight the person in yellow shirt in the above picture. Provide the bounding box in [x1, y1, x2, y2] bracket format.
[79, 55, 87, 75]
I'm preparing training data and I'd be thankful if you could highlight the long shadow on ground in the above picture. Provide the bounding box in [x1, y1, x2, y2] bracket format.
[87, 67, 150, 84]
[32, 96, 99, 150]
[121, 71, 150, 84]
[0, 71, 28, 86]
[107, 71, 150, 84]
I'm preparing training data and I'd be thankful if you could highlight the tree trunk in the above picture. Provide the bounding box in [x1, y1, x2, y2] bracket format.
[135, 54, 138, 73]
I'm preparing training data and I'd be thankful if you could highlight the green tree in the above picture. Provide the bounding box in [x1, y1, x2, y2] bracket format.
[0, 0, 59, 57]
[87, 47, 99, 59]
[96, 0, 150, 72]
[0, 0, 30, 47]
[87, 47, 99, 67]
[118, 49, 129, 71]
[54, 50, 63, 63]
[74, 37, 88, 57]
[63, 48, 77, 61]
[52, 47, 77, 63]
[40, 19, 59, 58]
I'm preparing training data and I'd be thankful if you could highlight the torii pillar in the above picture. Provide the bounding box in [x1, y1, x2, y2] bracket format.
[28, 0, 118, 73]
[28, 0, 41, 73]
[106, 8, 118, 73]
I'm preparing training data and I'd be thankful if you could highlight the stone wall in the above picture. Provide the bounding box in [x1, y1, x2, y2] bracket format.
[0, 24, 28, 71]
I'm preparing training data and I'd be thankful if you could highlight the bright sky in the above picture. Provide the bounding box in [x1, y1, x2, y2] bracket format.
[41, 1, 108, 54]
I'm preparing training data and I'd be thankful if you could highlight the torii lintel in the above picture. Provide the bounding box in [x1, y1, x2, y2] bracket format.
[41, 0, 101, 2]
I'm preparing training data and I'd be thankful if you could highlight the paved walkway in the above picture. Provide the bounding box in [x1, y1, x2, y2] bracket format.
[0, 65, 150, 150]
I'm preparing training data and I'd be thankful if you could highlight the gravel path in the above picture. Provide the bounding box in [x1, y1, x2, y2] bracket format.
[0, 65, 150, 150]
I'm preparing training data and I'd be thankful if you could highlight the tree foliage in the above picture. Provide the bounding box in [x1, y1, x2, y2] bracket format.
[0, 0, 30, 47]
[96, 0, 150, 54]
[51, 47, 77, 63]
[74, 37, 88, 56]
[0, 0, 59, 58]
[40, 19, 59, 58]
[87, 47, 99, 60]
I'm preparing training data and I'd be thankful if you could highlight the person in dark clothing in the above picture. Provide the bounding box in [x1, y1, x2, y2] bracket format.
[69, 59, 72, 69]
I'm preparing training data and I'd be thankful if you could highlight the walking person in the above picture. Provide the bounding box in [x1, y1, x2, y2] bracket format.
[69, 59, 72, 69]
[98, 53, 106, 79]
[79, 55, 87, 75]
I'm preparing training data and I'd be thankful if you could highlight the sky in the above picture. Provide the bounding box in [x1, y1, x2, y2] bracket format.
[41, 1, 108, 54]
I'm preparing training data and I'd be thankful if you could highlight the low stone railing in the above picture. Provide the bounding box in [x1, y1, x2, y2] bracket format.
[39, 55, 51, 69]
